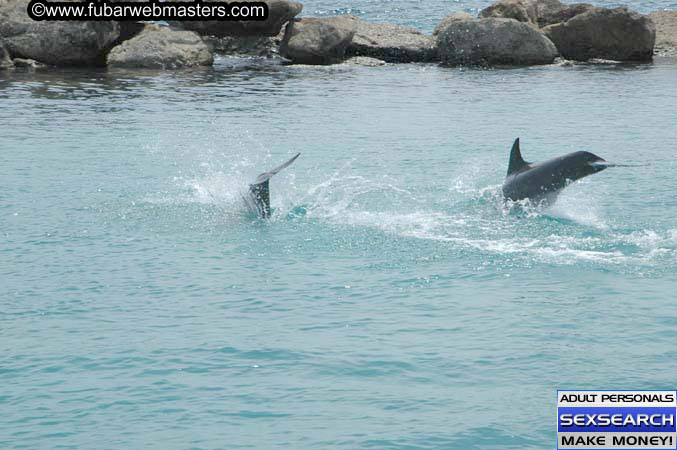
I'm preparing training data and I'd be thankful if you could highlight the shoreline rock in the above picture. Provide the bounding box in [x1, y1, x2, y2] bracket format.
[534, 0, 593, 28]
[437, 17, 558, 66]
[0, 42, 13, 70]
[280, 16, 356, 65]
[345, 16, 437, 63]
[479, 0, 538, 25]
[107, 25, 213, 69]
[433, 12, 474, 37]
[0, 0, 674, 70]
[0, 0, 119, 66]
[203, 35, 280, 58]
[649, 10, 677, 56]
[13, 58, 47, 69]
[342, 56, 386, 66]
[271, 14, 438, 64]
[478, 0, 594, 28]
[170, 0, 302, 37]
[116, 21, 146, 44]
[543, 7, 655, 61]
[478, 0, 657, 62]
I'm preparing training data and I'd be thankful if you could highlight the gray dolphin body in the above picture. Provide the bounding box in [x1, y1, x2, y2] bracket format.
[244, 153, 300, 218]
[502, 138, 609, 204]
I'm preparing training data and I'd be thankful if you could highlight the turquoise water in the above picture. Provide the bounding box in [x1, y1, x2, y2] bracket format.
[2, 4, 677, 448]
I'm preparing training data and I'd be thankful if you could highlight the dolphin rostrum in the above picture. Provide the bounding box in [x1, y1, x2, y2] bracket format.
[244, 153, 300, 218]
[501, 138, 611, 204]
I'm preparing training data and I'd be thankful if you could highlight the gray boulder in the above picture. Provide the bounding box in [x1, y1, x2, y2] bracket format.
[478, 0, 593, 28]
[534, 0, 593, 28]
[648, 10, 677, 56]
[0, 0, 119, 65]
[342, 56, 386, 66]
[13, 58, 46, 69]
[202, 27, 285, 57]
[107, 25, 213, 69]
[203, 35, 279, 57]
[280, 16, 356, 64]
[433, 12, 474, 36]
[479, 0, 537, 25]
[1, 42, 13, 70]
[437, 17, 557, 66]
[543, 7, 655, 61]
[339, 16, 437, 62]
[170, 0, 302, 37]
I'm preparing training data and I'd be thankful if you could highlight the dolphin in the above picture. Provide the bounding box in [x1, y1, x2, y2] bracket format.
[501, 138, 612, 204]
[243, 153, 300, 218]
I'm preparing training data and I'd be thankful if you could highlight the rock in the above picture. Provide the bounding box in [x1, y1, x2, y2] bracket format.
[203, 35, 279, 57]
[1, 42, 14, 70]
[479, 0, 537, 25]
[339, 16, 437, 62]
[342, 56, 386, 66]
[202, 27, 286, 57]
[116, 21, 147, 43]
[13, 58, 46, 69]
[170, 0, 302, 37]
[433, 12, 474, 36]
[279, 16, 356, 64]
[648, 10, 677, 56]
[478, 0, 593, 27]
[534, 0, 593, 27]
[437, 17, 558, 66]
[0, 0, 119, 65]
[107, 25, 213, 69]
[543, 7, 655, 61]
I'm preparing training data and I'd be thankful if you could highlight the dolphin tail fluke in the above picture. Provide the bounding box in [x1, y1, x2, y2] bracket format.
[507, 138, 529, 176]
[251, 152, 301, 186]
[247, 153, 300, 218]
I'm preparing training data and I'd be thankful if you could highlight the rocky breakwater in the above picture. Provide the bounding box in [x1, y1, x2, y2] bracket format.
[478, 0, 656, 61]
[0, 0, 119, 65]
[169, 0, 302, 37]
[479, 0, 594, 28]
[1, 0, 674, 70]
[0, 0, 302, 68]
[278, 15, 436, 65]
[165, 0, 304, 59]
[346, 16, 437, 63]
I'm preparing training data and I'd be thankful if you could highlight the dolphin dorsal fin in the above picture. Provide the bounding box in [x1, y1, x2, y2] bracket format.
[507, 138, 529, 176]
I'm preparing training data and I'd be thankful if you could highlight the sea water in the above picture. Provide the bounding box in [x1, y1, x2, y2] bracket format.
[1, 1, 677, 448]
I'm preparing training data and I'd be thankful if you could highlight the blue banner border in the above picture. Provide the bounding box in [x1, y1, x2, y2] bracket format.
[556, 390, 677, 450]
